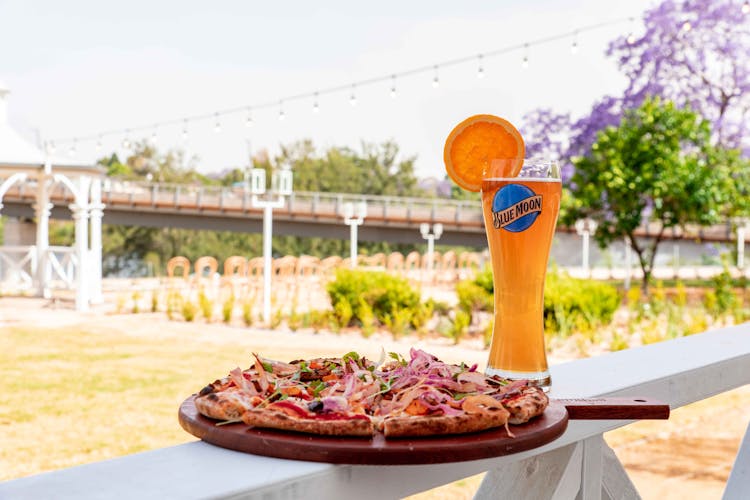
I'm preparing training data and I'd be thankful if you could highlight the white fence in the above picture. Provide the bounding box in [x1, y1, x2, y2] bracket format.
[1, 323, 748, 499]
[0, 245, 78, 293]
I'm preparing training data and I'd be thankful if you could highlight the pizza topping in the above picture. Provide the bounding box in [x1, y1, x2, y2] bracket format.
[194, 349, 548, 438]
[229, 368, 258, 396]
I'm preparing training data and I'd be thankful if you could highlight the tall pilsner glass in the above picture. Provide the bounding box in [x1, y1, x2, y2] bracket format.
[481, 158, 561, 390]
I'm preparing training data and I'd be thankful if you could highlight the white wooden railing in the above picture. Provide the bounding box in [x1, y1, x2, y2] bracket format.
[0, 245, 36, 288]
[1, 324, 749, 500]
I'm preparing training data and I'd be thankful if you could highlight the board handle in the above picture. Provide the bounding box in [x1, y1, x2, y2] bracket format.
[556, 397, 670, 420]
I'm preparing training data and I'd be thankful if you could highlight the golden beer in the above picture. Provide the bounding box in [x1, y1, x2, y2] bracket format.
[481, 161, 561, 389]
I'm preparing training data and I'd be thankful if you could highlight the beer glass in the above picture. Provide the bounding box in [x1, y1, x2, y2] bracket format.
[481, 158, 561, 390]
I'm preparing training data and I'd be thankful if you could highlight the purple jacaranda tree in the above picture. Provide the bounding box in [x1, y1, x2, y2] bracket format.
[523, 0, 750, 160]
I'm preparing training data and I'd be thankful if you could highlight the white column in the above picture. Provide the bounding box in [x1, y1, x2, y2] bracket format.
[89, 178, 104, 304]
[70, 203, 90, 311]
[70, 176, 91, 312]
[349, 222, 358, 267]
[34, 176, 52, 298]
[262, 205, 273, 324]
[738, 225, 746, 270]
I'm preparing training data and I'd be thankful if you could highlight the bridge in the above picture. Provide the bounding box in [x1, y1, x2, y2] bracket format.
[0, 178, 736, 249]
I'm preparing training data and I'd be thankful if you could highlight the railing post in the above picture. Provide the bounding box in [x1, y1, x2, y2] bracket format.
[151, 184, 157, 207]
[196, 187, 203, 208]
[174, 186, 180, 207]
[219, 188, 226, 211]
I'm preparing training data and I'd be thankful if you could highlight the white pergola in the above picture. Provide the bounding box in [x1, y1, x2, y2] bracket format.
[0, 81, 104, 311]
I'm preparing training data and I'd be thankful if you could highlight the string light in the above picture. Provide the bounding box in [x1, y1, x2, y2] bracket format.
[245, 107, 254, 127]
[48, 17, 640, 149]
[476, 54, 485, 79]
[743, 0, 749, 14]
[522, 44, 530, 69]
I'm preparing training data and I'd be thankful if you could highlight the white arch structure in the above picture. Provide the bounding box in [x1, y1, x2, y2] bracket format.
[0, 81, 103, 311]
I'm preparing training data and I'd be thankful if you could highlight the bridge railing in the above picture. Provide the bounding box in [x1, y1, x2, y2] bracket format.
[1, 323, 748, 499]
[1, 177, 738, 240]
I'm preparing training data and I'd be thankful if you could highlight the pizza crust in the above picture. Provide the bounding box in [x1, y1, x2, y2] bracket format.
[503, 387, 549, 425]
[382, 407, 510, 438]
[195, 390, 253, 421]
[242, 410, 374, 437]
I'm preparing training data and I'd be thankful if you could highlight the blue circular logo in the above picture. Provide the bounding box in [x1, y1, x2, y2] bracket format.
[492, 184, 542, 232]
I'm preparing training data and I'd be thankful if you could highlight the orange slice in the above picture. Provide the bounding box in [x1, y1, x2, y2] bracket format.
[443, 114, 525, 192]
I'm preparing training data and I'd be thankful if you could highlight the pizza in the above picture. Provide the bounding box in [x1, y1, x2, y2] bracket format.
[193, 348, 548, 438]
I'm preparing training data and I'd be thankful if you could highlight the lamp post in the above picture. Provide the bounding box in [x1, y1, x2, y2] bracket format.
[250, 165, 293, 325]
[575, 218, 598, 277]
[343, 201, 367, 268]
[735, 218, 750, 270]
[420, 223, 443, 272]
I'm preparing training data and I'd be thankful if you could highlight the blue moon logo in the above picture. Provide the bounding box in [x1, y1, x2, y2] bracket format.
[491, 184, 543, 233]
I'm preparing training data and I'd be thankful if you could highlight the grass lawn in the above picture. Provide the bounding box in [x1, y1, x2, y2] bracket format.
[0, 324, 253, 481]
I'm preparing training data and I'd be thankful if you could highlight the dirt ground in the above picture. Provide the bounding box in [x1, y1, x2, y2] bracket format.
[1, 295, 748, 499]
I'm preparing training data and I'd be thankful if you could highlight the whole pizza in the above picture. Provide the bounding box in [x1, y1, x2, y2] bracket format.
[194, 348, 548, 438]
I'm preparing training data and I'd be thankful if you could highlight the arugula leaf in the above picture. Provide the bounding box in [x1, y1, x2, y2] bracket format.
[261, 361, 273, 373]
[308, 380, 326, 397]
[388, 352, 407, 366]
[342, 351, 360, 364]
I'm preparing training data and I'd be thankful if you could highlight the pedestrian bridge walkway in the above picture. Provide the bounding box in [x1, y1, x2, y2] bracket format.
[0, 178, 736, 247]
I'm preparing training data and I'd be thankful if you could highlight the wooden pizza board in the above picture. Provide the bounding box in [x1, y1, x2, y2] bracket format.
[178, 395, 568, 465]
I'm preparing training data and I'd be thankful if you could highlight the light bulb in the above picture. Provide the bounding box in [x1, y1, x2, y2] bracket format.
[214, 113, 221, 133]
[246, 108, 254, 127]
[122, 130, 131, 149]
[390, 75, 397, 98]
[522, 55, 529, 69]
[151, 129, 158, 144]
[477, 55, 485, 79]
[279, 101, 285, 121]
[313, 92, 319, 113]
[181, 124, 188, 141]
[432, 66, 440, 88]
[349, 85, 357, 106]
[96, 136, 102, 151]
[68, 141, 77, 157]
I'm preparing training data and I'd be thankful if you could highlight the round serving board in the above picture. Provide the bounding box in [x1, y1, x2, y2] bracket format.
[178, 395, 568, 465]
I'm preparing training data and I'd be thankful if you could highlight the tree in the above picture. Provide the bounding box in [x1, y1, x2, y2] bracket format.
[523, 0, 750, 162]
[563, 97, 745, 292]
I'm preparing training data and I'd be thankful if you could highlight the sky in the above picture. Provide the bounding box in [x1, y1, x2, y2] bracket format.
[1, 0, 657, 179]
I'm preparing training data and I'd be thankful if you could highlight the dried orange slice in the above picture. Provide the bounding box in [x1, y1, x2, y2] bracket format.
[443, 114, 525, 192]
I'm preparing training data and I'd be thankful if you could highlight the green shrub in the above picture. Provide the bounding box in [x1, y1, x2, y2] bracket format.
[712, 268, 736, 315]
[198, 289, 213, 322]
[327, 269, 421, 332]
[357, 298, 376, 337]
[151, 290, 159, 313]
[457, 267, 621, 335]
[447, 310, 470, 345]
[242, 298, 254, 326]
[544, 271, 621, 333]
[222, 294, 235, 324]
[181, 300, 197, 322]
[456, 280, 493, 319]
